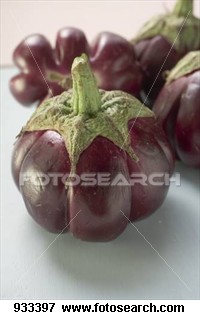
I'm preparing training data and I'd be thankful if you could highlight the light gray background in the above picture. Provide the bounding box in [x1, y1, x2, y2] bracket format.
[1, 68, 200, 300]
[1, 0, 200, 66]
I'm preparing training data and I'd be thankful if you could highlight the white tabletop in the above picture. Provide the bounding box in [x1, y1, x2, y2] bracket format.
[1, 68, 199, 300]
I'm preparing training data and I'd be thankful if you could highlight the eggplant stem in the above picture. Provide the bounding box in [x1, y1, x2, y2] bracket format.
[71, 54, 101, 116]
[173, 0, 193, 16]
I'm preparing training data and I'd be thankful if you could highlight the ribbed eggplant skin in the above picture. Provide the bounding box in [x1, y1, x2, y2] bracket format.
[153, 70, 200, 168]
[12, 117, 174, 242]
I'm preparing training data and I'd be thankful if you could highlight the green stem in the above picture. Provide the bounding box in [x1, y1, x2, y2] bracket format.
[71, 54, 101, 116]
[173, 0, 193, 16]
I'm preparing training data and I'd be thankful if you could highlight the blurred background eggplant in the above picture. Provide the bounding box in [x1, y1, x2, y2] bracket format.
[9, 28, 143, 106]
[153, 51, 200, 168]
[132, 0, 200, 107]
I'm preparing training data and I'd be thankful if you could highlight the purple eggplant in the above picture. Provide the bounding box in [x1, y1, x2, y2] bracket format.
[12, 54, 174, 241]
[132, 0, 200, 106]
[153, 51, 200, 168]
[10, 28, 143, 106]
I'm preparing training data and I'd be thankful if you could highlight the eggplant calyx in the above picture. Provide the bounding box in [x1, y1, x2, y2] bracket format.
[132, 0, 199, 53]
[166, 51, 200, 84]
[20, 54, 154, 172]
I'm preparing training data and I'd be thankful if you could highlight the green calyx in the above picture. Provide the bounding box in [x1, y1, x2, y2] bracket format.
[132, 0, 200, 53]
[21, 54, 154, 172]
[166, 51, 200, 84]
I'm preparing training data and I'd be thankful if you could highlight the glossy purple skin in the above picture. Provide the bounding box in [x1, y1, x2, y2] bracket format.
[10, 27, 143, 106]
[134, 36, 182, 106]
[12, 117, 174, 242]
[153, 70, 200, 168]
